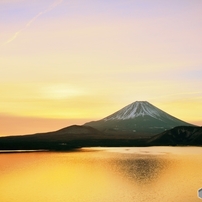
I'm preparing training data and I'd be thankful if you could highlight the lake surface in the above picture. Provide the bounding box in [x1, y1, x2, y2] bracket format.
[0, 147, 202, 202]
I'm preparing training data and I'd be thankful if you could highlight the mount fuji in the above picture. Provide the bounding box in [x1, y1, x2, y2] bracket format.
[84, 101, 194, 136]
[0, 101, 199, 150]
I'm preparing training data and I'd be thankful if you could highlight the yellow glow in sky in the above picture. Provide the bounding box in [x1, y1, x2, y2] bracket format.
[0, 0, 202, 135]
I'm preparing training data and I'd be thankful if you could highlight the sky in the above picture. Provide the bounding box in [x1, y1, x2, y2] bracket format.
[0, 0, 202, 136]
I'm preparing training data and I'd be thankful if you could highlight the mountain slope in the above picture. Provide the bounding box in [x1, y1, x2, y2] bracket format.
[0, 125, 104, 150]
[147, 126, 202, 146]
[84, 101, 194, 136]
[0, 125, 149, 150]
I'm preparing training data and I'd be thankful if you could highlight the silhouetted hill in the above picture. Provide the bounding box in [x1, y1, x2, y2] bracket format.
[0, 125, 148, 151]
[0, 124, 201, 152]
[147, 126, 202, 146]
[0, 125, 103, 150]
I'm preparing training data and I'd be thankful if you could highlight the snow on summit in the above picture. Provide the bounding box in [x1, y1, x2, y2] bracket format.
[103, 101, 176, 121]
[85, 101, 194, 136]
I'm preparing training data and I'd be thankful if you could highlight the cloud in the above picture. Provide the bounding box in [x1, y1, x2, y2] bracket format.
[3, 0, 63, 45]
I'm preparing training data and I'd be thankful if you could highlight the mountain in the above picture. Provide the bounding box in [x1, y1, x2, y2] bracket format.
[147, 126, 202, 146]
[0, 123, 201, 151]
[0, 101, 199, 151]
[84, 101, 194, 136]
[0, 125, 104, 151]
[0, 125, 149, 151]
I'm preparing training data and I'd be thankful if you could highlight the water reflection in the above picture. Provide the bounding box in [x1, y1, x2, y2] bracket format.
[0, 147, 202, 202]
[118, 155, 169, 184]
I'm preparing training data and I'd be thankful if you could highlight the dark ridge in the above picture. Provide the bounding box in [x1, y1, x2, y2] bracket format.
[147, 126, 202, 146]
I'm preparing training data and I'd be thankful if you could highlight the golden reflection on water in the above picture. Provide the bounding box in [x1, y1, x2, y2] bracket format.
[115, 156, 169, 185]
[0, 147, 202, 202]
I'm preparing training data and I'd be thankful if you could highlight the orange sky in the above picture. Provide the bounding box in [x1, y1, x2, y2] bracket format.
[0, 0, 202, 136]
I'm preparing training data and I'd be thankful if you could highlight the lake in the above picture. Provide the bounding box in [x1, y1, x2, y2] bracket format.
[0, 147, 202, 202]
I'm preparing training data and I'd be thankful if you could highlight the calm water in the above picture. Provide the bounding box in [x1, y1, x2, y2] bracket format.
[0, 147, 202, 202]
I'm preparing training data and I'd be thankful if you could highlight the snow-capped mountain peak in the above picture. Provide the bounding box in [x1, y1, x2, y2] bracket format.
[103, 101, 172, 121]
[84, 101, 194, 136]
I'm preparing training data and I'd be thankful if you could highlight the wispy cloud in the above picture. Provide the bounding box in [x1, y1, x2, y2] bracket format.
[3, 0, 63, 45]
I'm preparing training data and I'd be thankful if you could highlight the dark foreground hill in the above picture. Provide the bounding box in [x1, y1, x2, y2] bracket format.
[0, 125, 102, 150]
[0, 125, 148, 151]
[147, 126, 202, 146]
[0, 125, 202, 151]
